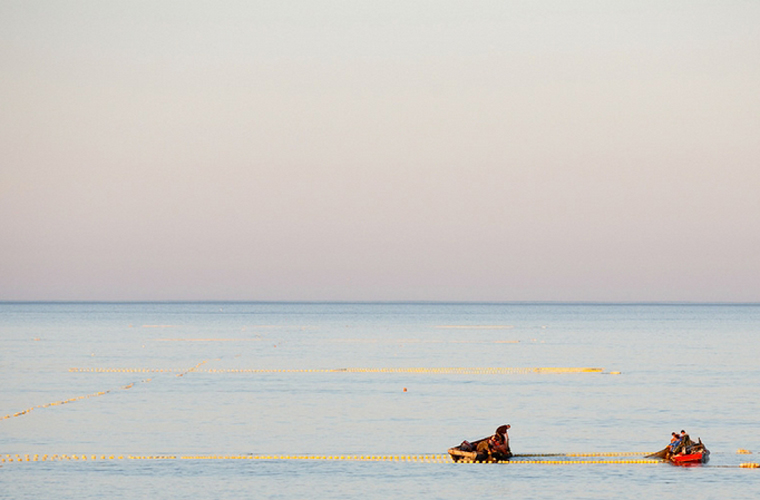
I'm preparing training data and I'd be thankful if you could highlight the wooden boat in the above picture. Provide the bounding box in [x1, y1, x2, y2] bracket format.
[448, 438, 483, 462]
[448, 436, 513, 462]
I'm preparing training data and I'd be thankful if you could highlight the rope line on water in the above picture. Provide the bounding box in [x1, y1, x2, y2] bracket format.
[3, 453, 757, 468]
[3, 360, 209, 422]
[176, 360, 208, 377]
[4, 364, 604, 422]
[0, 378, 153, 422]
[0, 453, 653, 463]
[68, 367, 605, 375]
[515, 452, 652, 457]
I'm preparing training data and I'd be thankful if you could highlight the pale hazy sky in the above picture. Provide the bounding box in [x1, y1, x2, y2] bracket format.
[1, 1, 759, 302]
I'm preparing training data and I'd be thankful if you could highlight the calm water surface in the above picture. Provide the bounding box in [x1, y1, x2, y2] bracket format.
[1, 302, 759, 499]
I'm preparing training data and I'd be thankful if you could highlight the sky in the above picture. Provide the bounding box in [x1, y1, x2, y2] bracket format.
[1, 1, 759, 302]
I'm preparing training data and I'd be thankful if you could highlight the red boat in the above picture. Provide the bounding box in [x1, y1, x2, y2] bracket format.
[669, 447, 710, 465]
[647, 437, 709, 465]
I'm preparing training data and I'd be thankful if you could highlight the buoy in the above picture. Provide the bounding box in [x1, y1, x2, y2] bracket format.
[403, 388, 407, 392]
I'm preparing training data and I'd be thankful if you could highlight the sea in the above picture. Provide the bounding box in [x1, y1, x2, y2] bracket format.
[1, 302, 759, 499]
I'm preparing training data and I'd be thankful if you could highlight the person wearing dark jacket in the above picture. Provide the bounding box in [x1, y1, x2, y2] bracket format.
[476, 424, 512, 461]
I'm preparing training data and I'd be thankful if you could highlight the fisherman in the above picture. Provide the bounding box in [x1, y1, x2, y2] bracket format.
[497, 425, 511, 451]
[667, 432, 679, 450]
[475, 436, 490, 461]
[475, 424, 512, 461]
[680, 430, 693, 454]
[662, 431, 680, 459]
[671, 430, 692, 455]
[491, 424, 512, 460]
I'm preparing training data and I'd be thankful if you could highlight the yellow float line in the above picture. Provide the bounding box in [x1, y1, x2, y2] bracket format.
[180, 455, 455, 462]
[0, 454, 453, 463]
[0, 454, 645, 464]
[565, 452, 652, 457]
[0, 379, 153, 421]
[4, 360, 212, 421]
[515, 452, 652, 457]
[67, 361, 209, 376]
[2, 454, 125, 462]
[176, 360, 208, 377]
[327, 339, 520, 343]
[436, 325, 515, 329]
[3, 365, 604, 422]
[198, 367, 604, 374]
[474, 459, 660, 465]
[68, 367, 605, 375]
[155, 339, 264, 342]
[68, 368, 179, 373]
[3, 454, 758, 468]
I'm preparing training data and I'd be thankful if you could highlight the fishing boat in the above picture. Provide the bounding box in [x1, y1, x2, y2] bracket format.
[448, 437, 483, 462]
[669, 445, 710, 465]
[646, 437, 709, 465]
[448, 436, 513, 462]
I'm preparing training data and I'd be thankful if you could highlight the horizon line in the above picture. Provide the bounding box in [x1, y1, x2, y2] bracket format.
[1, 300, 759, 306]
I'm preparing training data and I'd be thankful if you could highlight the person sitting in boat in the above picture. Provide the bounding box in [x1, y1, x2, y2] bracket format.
[495, 424, 511, 455]
[681, 430, 693, 453]
[671, 430, 692, 455]
[492, 433, 508, 459]
[476, 424, 512, 461]
[667, 432, 679, 451]
[663, 432, 681, 459]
